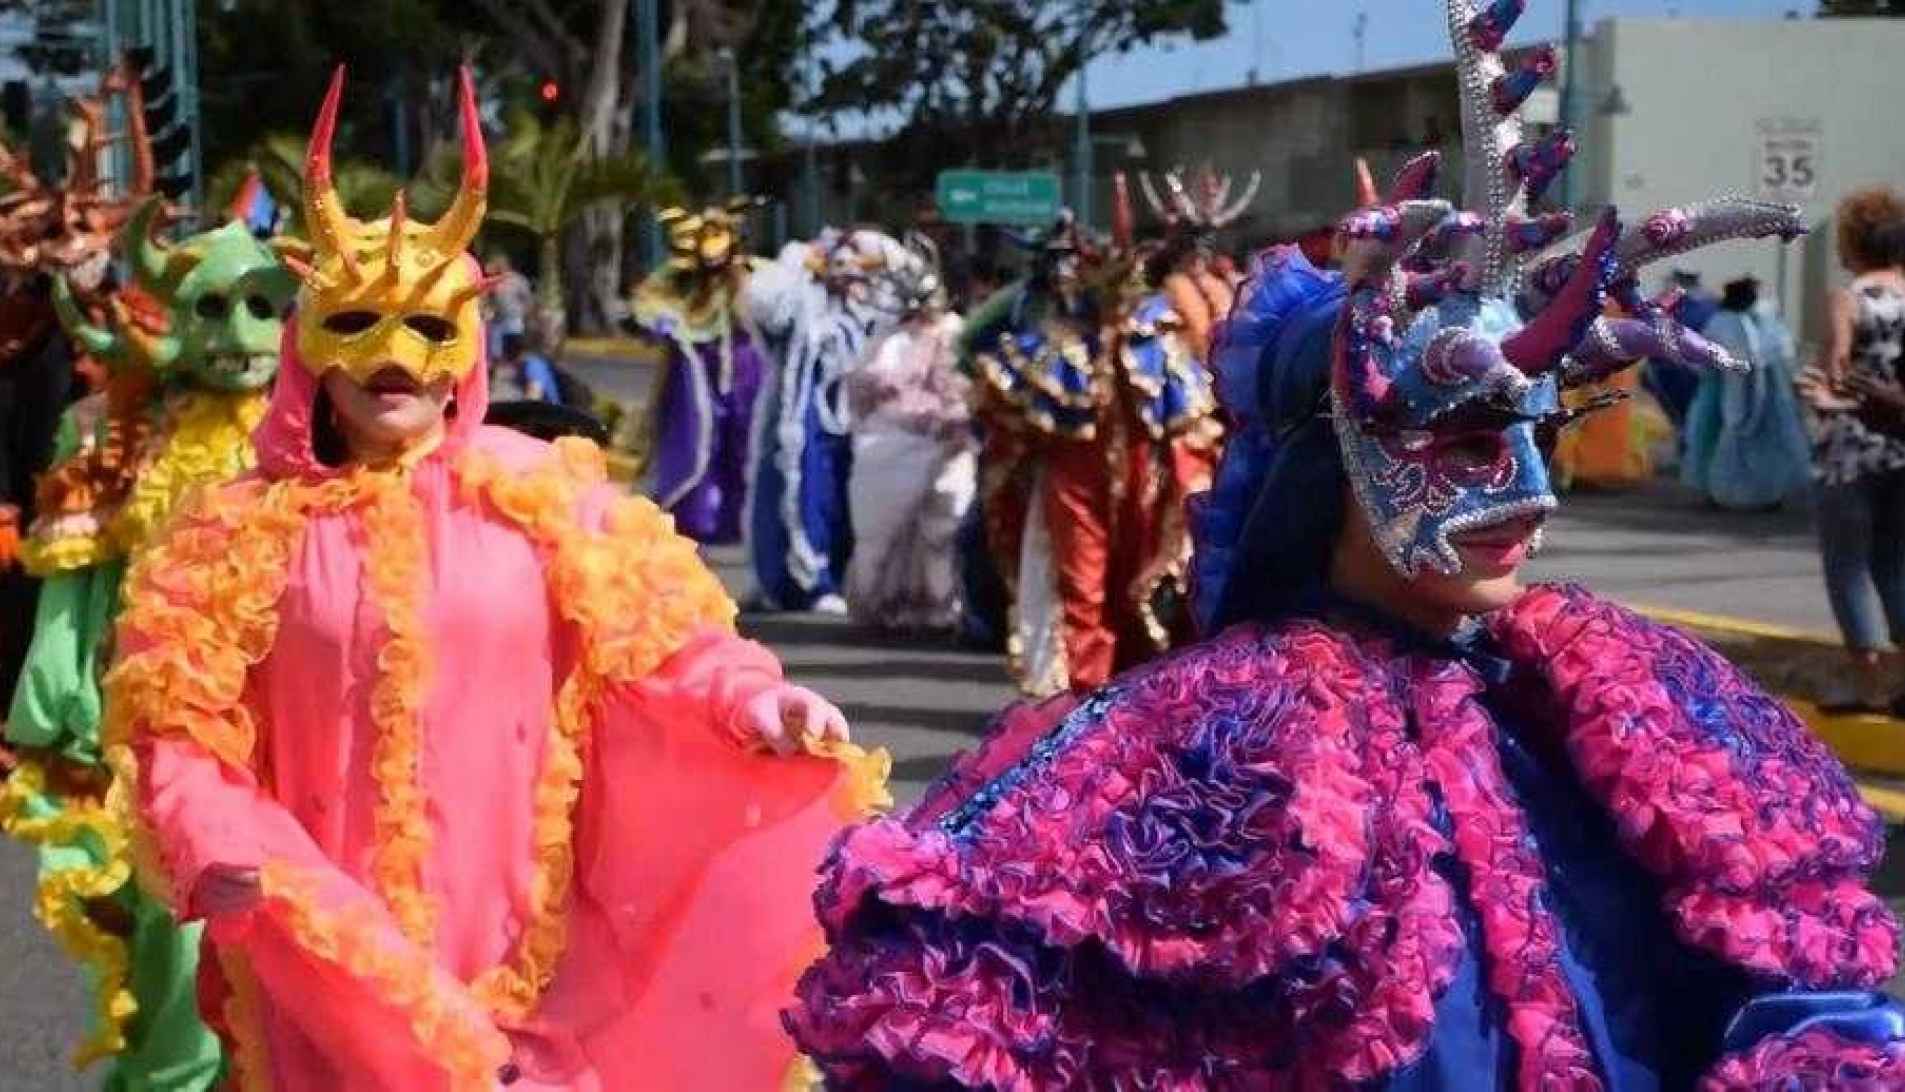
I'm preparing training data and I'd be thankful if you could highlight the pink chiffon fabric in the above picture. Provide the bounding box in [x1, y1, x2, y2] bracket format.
[114, 324, 869, 1090]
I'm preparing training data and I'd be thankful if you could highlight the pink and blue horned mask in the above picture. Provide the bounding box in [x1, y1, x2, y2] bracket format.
[1331, 0, 1805, 577]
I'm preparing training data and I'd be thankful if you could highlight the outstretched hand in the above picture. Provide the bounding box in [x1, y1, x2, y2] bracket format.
[737, 684, 851, 755]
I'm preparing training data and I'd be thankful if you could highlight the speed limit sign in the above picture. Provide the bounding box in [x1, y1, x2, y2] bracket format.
[1756, 118, 1822, 203]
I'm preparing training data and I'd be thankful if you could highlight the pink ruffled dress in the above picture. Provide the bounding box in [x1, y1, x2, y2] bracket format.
[105, 333, 885, 1091]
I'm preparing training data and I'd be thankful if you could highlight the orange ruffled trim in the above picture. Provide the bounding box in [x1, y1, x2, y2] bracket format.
[258, 862, 511, 1091]
[215, 948, 273, 1092]
[103, 473, 365, 906]
[356, 472, 438, 950]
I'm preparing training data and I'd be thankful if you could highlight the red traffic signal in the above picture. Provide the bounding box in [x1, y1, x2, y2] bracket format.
[539, 79, 560, 104]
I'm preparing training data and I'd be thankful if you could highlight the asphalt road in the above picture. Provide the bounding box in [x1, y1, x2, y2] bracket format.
[0, 350, 1887, 1087]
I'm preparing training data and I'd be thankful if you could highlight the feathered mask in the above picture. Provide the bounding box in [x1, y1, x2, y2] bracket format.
[1331, 0, 1803, 576]
[0, 55, 160, 291]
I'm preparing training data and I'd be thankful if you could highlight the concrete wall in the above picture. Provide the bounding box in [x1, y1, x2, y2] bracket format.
[1578, 17, 1905, 346]
[1072, 17, 1903, 346]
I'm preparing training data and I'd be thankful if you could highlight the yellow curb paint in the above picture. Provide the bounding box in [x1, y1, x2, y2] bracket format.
[605, 452, 640, 484]
[562, 337, 663, 364]
[1627, 604, 1905, 783]
[1858, 782, 1905, 824]
[1628, 603, 1843, 647]
[1787, 699, 1905, 778]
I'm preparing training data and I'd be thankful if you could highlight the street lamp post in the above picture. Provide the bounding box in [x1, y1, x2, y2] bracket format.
[635, 0, 664, 266]
[1558, 0, 1581, 211]
[802, 135, 821, 236]
[720, 48, 742, 197]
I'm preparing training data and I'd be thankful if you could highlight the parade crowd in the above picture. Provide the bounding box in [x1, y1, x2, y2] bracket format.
[2, 0, 1905, 1089]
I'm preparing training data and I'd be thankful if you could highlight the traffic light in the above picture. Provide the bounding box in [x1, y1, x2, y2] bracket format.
[539, 79, 560, 104]
[126, 46, 192, 199]
[0, 82, 28, 137]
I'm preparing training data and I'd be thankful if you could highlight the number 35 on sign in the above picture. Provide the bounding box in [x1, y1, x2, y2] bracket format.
[1756, 118, 1821, 203]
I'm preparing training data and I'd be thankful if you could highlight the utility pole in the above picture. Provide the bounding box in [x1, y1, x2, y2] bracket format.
[1353, 9, 1368, 74]
[1558, 0, 1582, 211]
[635, 0, 665, 266]
[176, 0, 200, 213]
[802, 133, 820, 235]
[1073, 54, 1091, 229]
[720, 48, 742, 196]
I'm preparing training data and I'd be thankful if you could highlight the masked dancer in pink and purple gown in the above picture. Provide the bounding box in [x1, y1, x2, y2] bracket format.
[785, 2, 1905, 1087]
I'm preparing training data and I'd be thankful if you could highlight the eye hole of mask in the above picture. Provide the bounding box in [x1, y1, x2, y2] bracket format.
[244, 295, 276, 320]
[1433, 430, 1509, 474]
[1534, 417, 1565, 462]
[403, 315, 457, 343]
[321, 310, 380, 336]
[195, 294, 230, 320]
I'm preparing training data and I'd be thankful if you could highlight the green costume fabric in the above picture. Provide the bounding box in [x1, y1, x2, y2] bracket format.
[4, 198, 291, 1089]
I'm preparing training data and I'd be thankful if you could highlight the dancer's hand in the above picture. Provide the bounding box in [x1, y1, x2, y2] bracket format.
[738, 684, 851, 755]
[1847, 372, 1905, 411]
[191, 864, 262, 918]
[1797, 366, 1858, 413]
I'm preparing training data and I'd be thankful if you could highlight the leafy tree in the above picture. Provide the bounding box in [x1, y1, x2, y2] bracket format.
[197, 0, 464, 177]
[1819, 0, 1902, 12]
[203, 131, 403, 225]
[5, 0, 95, 77]
[413, 106, 681, 345]
[803, 0, 1231, 190]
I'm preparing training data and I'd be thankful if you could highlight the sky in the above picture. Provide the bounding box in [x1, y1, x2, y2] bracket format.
[1079, 0, 1819, 110]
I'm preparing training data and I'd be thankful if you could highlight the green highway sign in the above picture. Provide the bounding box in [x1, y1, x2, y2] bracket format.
[934, 170, 1063, 226]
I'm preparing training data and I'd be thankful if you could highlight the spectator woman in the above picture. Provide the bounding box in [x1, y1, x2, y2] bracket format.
[1798, 188, 1905, 713]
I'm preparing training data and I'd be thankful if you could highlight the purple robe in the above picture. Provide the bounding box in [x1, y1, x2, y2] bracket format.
[646, 320, 767, 544]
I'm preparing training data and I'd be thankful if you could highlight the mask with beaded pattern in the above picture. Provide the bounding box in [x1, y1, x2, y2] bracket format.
[1331, 0, 1806, 577]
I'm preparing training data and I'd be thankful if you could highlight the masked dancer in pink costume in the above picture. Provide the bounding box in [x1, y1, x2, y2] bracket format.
[787, 2, 1905, 1087]
[101, 68, 888, 1092]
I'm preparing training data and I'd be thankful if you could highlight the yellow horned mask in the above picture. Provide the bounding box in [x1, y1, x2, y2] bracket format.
[286, 66, 491, 386]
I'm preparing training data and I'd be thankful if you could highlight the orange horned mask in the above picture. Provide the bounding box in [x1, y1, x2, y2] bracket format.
[287, 66, 492, 386]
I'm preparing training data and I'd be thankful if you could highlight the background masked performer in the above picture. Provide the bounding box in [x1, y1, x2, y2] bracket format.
[1136, 162, 1258, 360]
[628, 199, 770, 544]
[5, 197, 293, 1091]
[964, 190, 1220, 696]
[745, 227, 907, 613]
[0, 58, 157, 714]
[842, 235, 976, 633]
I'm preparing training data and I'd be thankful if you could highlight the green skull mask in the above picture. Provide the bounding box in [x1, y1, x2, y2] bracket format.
[56, 198, 296, 392]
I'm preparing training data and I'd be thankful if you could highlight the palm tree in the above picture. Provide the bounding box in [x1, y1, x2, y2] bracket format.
[206, 132, 403, 227]
[415, 107, 681, 347]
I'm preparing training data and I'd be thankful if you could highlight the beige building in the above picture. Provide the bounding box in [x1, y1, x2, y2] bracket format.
[1074, 16, 1905, 344]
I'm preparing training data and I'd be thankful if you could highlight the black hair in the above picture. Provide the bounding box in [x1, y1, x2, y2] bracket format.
[500, 332, 527, 360]
[1875, 219, 1905, 270]
[1720, 277, 1760, 313]
[311, 385, 349, 467]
